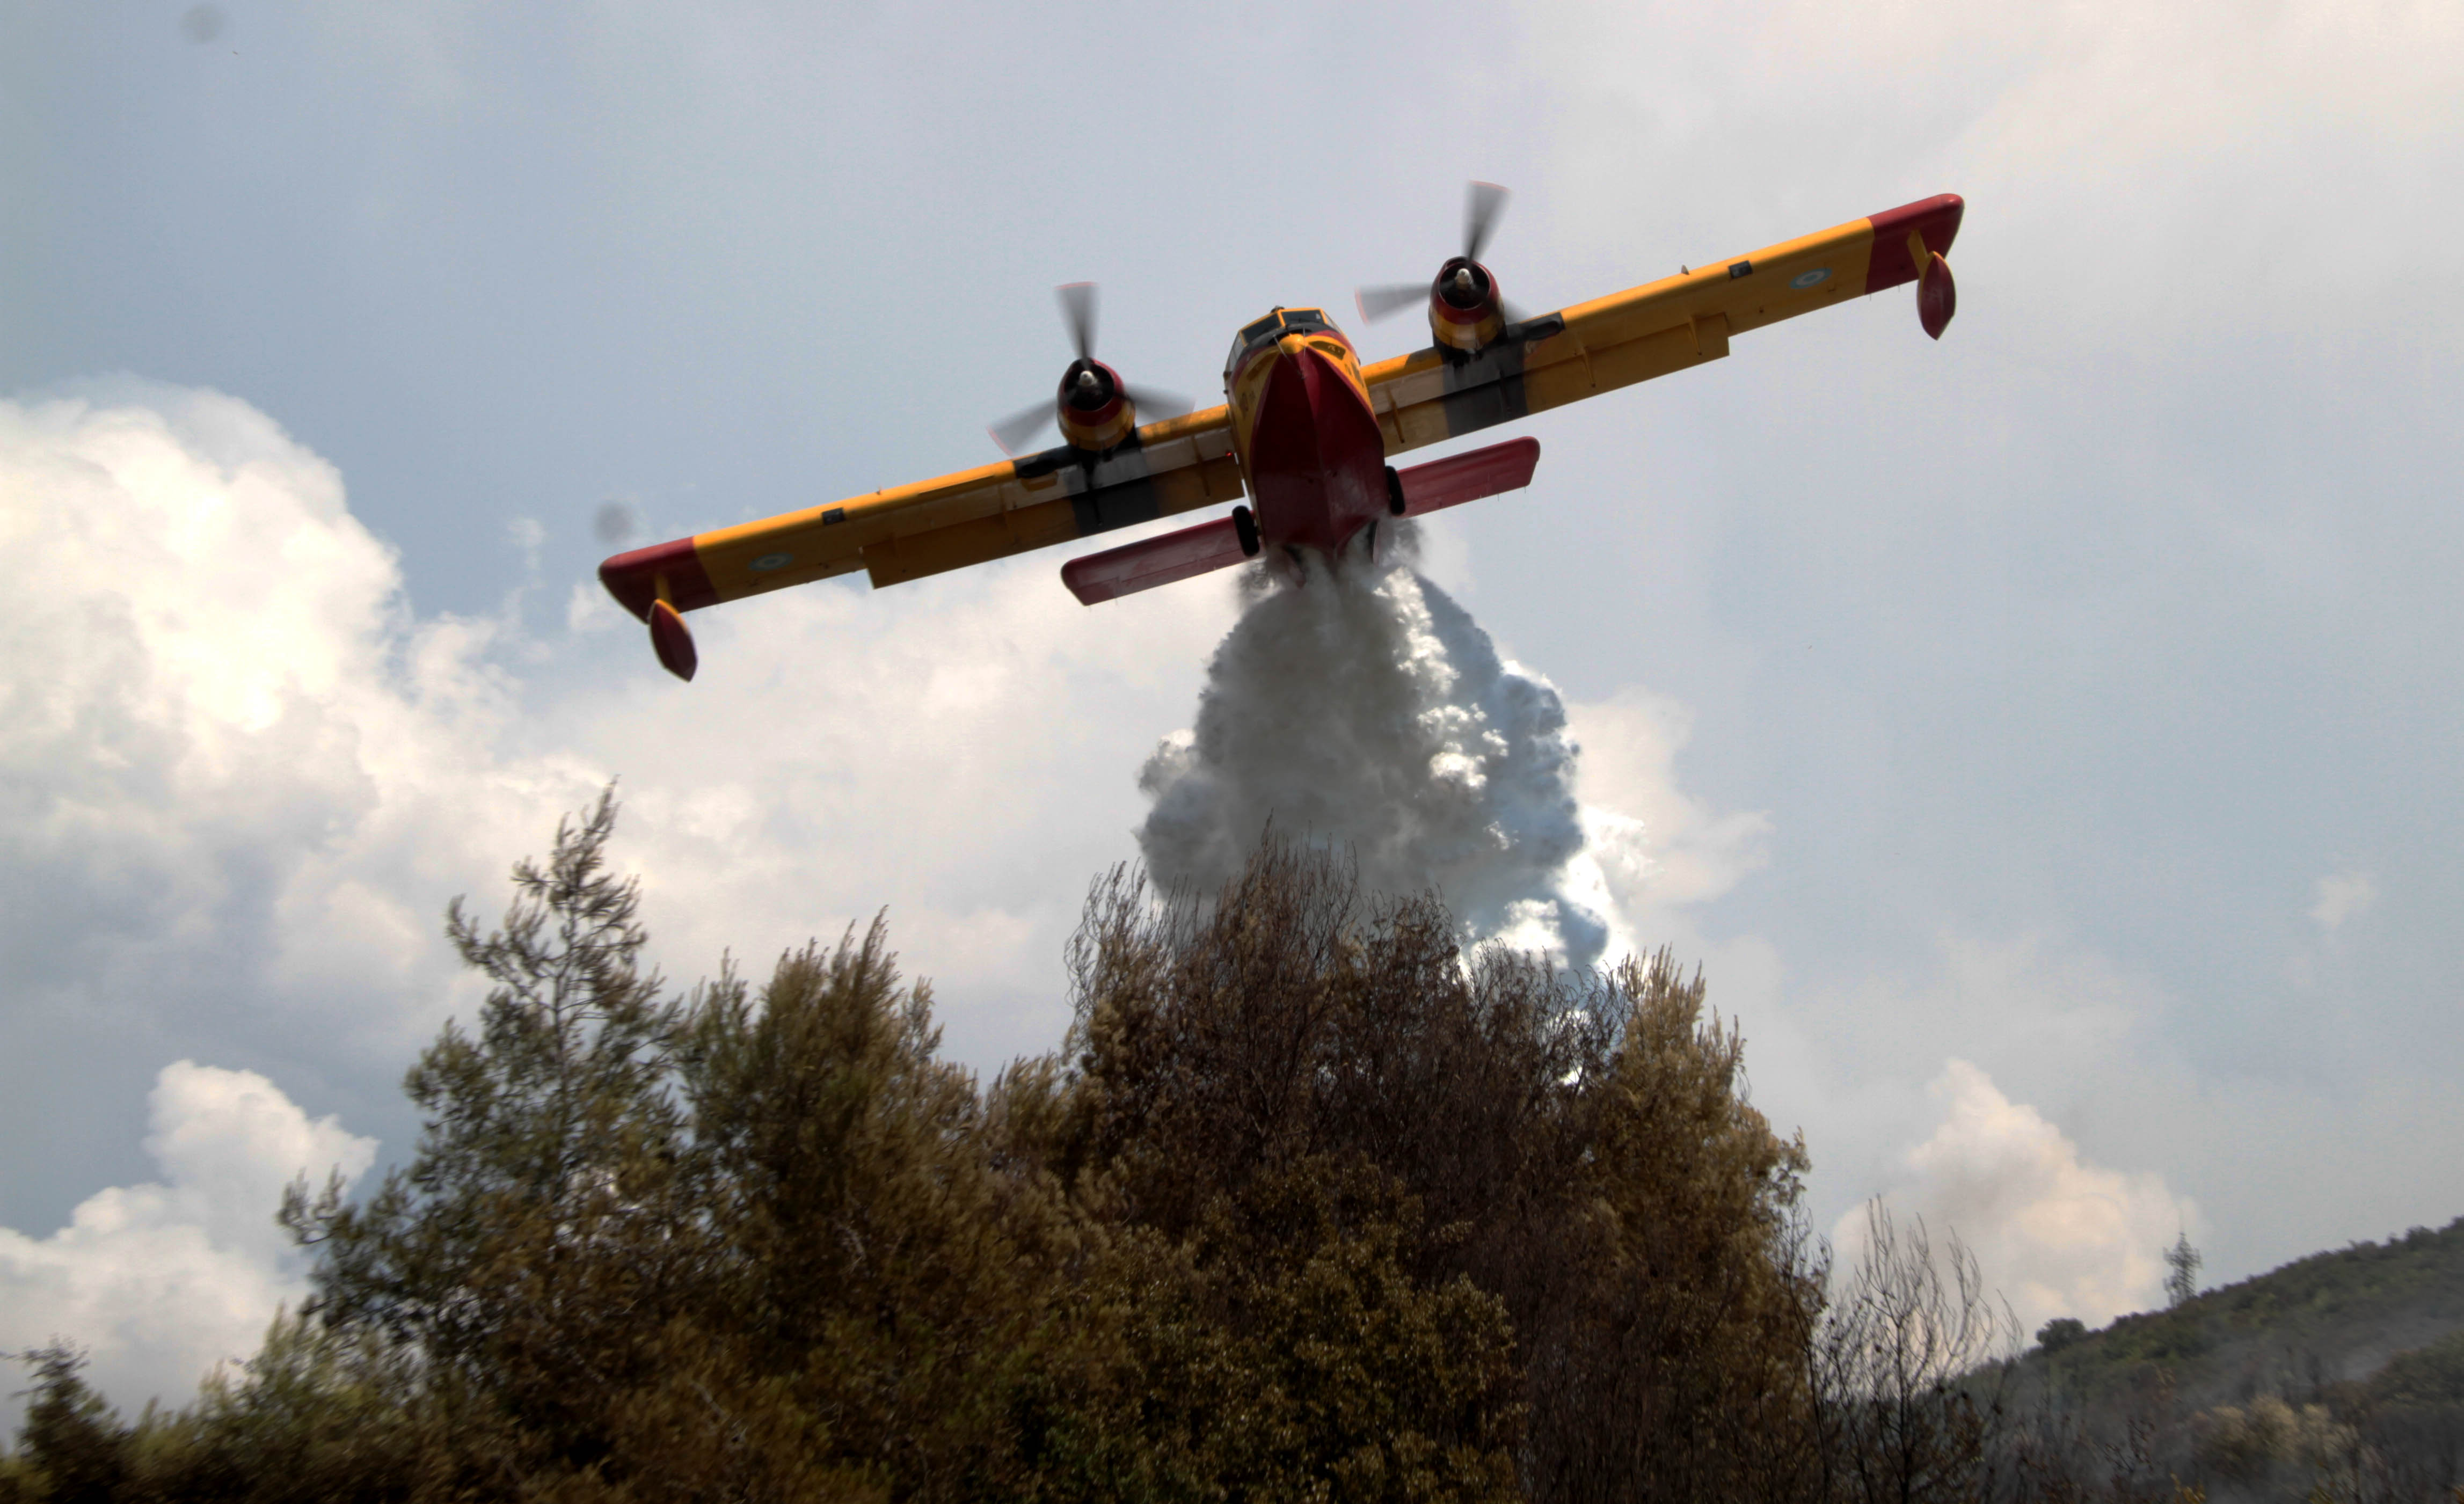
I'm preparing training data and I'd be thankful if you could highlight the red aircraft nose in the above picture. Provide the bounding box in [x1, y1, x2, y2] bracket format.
[1243, 340, 1389, 556]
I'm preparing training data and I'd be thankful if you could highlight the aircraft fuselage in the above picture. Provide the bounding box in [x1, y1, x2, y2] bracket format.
[1222, 308, 1388, 561]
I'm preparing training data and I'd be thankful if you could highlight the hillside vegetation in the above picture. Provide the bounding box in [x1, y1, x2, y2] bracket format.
[2001, 1218, 2464, 1501]
[2029, 1217, 2464, 1408]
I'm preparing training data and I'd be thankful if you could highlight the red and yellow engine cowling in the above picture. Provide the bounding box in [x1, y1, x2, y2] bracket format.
[1053, 358, 1140, 452]
[1427, 256, 1508, 353]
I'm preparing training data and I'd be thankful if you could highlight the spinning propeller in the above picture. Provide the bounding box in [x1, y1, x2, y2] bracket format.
[1354, 180, 1529, 331]
[988, 282, 1191, 456]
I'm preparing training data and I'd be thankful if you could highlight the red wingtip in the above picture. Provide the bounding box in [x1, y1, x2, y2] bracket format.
[648, 600, 698, 682]
[1862, 193, 1966, 296]
[600, 537, 719, 622]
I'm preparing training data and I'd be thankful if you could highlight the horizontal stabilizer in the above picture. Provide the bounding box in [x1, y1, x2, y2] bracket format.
[1062, 515, 1250, 605]
[1394, 436, 1541, 517]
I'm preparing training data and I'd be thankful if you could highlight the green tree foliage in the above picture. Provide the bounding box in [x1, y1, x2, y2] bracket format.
[246, 798, 1572, 1500]
[1040, 846, 1823, 1503]
[275, 786, 710, 1490]
[662, 927, 1057, 1501]
[36, 793, 2452, 1502]
[3, 1348, 127, 1504]
[274, 791, 997, 1500]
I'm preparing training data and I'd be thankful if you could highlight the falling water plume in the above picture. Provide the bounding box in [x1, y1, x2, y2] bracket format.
[1138, 539, 1611, 968]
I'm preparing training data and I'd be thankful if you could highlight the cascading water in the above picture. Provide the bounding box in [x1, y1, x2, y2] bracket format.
[1138, 544, 1613, 968]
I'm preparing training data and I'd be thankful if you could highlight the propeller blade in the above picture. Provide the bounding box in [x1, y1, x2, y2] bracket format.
[1121, 383, 1193, 420]
[1500, 296, 1532, 327]
[988, 399, 1056, 456]
[1464, 180, 1510, 262]
[1354, 282, 1428, 323]
[1058, 281, 1097, 363]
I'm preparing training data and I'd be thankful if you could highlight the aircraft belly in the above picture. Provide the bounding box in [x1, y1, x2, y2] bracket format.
[1246, 347, 1387, 554]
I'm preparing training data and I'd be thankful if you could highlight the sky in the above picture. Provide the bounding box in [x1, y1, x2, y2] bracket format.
[3, 0, 2460, 1421]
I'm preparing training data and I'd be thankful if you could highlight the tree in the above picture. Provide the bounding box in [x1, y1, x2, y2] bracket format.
[279, 790, 1053, 1500]
[1811, 1205, 2016, 1504]
[61, 805, 2037, 1502]
[1029, 848, 1532, 1499]
[280, 785, 697, 1475]
[2166, 1231, 2204, 1309]
[4, 1347, 127, 1504]
[667, 924, 1061, 1502]
[1047, 837, 1828, 1503]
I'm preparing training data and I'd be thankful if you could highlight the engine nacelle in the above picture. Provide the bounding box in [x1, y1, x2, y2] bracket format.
[1427, 256, 1508, 354]
[1053, 357, 1139, 453]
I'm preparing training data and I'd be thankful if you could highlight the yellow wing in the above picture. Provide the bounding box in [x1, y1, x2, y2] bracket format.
[599, 406, 1245, 624]
[1362, 194, 1963, 454]
[603, 192, 1961, 680]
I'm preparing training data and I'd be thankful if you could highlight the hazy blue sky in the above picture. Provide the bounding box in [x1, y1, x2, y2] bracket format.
[3, 0, 2458, 1417]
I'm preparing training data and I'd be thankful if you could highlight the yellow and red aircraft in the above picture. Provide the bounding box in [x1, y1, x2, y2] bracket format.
[600, 187, 1964, 680]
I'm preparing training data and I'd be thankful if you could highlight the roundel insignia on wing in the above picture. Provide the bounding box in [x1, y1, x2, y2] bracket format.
[1790, 267, 1833, 290]
[750, 551, 794, 573]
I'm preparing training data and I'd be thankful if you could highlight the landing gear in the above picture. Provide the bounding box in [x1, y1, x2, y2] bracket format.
[1385, 465, 1407, 516]
[1233, 504, 1260, 557]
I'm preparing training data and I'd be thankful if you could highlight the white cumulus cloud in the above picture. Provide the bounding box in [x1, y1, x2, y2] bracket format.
[1841, 1058, 2190, 1340]
[0, 382, 601, 1082]
[1563, 686, 1772, 963]
[0, 1062, 375, 1427]
[2310, 870, 2378, 932]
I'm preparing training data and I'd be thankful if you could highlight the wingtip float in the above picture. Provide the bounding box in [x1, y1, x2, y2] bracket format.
[598, 537, 711, 682]
[601, 189, 1964, 682]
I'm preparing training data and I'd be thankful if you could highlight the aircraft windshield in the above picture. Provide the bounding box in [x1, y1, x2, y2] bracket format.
[1225, 308, 1344, 374]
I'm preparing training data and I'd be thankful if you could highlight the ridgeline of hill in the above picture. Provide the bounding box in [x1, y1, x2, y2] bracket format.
[2023, 1216, 2464, 1412]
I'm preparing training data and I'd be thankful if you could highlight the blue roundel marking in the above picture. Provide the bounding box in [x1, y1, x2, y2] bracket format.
[749, 551, 794, 573]
[1790, 267, 1833, 290]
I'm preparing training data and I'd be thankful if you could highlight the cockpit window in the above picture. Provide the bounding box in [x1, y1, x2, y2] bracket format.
[1226, 308, 1351, 376]
[1228, 312, 1285, 373]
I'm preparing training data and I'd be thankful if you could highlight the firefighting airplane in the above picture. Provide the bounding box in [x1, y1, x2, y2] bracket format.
[600, 186, 1963, 680]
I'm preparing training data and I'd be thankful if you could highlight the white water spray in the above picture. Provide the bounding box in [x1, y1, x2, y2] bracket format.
[1138, 544, 1613, 968]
